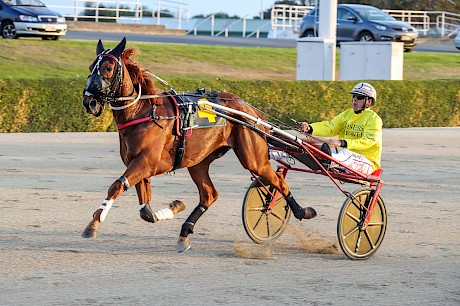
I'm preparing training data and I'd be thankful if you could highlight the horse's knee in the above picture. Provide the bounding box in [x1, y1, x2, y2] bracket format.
[198, 186, 218, 207]
[107, 180, 126, 198]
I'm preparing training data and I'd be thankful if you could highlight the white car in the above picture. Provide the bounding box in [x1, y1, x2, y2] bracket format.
[454, 30, 460, 50]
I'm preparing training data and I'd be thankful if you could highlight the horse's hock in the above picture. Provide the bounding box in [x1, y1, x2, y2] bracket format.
[67, 21, 186, 36]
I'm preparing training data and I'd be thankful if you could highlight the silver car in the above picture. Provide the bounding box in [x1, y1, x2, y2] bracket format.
[299, 4, 418, 52]
[0, 0, 67, 40]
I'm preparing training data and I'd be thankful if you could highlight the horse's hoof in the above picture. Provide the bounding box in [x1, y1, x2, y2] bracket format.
[303, 207, 317, 220]
[169, 200, 186, 214]
[82, 226, 98, 238]
[177, 236, 191, 253]
[140, 203, 158, 223]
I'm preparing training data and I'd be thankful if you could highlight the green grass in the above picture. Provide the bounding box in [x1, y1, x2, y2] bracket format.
[0, 38, 458, 80]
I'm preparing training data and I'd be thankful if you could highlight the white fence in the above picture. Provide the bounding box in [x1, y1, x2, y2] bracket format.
[384, 10, 460, 36]
[45, 0, 143, 22]
[44, 0, 189, 26]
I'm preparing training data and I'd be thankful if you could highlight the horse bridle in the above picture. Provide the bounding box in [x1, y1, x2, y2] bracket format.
[84, 49, 125, 106]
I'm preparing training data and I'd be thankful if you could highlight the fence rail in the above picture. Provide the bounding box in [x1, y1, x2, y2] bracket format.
[45, 0, 143, 22]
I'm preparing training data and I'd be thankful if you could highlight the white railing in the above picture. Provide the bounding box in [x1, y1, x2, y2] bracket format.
[383, 10, 431, 34]
[45, 0, 190, 28]
[271, 4, 313, 34]
[247, 22, 271, 38]
[153, 0, 189, 29]
[186, 15, 214, 36]
[215, 16, 248, 37]
[45, 0, 143, 22]
[186, 15, 270, 38]
[435, 12, 460, 36]
[384, 10, 460, 35]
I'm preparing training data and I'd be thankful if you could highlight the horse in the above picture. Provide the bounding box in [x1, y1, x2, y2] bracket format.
[81, 37, 317, 252]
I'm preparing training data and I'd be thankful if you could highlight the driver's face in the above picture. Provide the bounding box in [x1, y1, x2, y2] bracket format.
[352, 94, 368, 112]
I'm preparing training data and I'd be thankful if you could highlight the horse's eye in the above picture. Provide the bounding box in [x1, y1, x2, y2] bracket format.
[107, 67, 113, 72]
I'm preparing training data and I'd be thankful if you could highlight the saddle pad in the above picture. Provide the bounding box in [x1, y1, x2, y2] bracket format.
[190, 97, 226, 129]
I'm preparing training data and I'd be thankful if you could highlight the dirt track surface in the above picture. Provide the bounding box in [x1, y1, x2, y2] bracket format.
[1, 129, 459, 305]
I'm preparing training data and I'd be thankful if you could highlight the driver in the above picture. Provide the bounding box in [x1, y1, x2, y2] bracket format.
[299, 82, 382, 175]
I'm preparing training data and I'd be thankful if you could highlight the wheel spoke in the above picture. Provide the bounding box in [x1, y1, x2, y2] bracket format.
[345, 211, 360, 224]
[246, 207, 265, 212]
[367, 221, 385, 226]
[251, 213, 265, 232]
[255, 187, 269, 202]
[363, 229, 376, 250]
[270, 210, 287, 223]
[343, 225, 359, 239]
[274, 195, 284, 205]
[265, 215, 270, 237]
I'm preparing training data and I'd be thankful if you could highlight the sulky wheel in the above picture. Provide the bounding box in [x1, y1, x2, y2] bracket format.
[337, 188, 387, 260]
[242, 179, 291, 244]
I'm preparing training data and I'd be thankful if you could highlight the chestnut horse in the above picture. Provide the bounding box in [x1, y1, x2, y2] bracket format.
[81, 38, 316, 252]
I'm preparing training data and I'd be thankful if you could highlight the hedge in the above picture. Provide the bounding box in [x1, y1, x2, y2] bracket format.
[0, 78, 458, 132]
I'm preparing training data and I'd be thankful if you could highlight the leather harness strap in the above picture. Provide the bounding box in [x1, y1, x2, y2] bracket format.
[163, 92, 188, 172]
[116, 116, 152, 130]
[116, 90, 190, 172]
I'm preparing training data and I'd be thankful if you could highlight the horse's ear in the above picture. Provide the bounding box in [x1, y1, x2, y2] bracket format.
[111, 37, 126, 58]
[96, 39, 105, 55]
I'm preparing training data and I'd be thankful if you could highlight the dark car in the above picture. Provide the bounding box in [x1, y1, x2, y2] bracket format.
[0, 0, 67, 40]
[299, 4, 418, 52]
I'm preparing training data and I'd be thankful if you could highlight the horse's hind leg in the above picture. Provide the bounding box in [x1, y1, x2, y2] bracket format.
[137, 178, 186, 223]
[177, 147, 230, 253]
[231, 128, 316, 221]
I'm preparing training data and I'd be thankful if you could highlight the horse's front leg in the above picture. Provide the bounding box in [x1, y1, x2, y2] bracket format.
[81, 176, 127, 238]
[82, 156, 151, 238]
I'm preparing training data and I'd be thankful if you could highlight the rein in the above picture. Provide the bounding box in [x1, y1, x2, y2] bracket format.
[109, 84, 143, 110]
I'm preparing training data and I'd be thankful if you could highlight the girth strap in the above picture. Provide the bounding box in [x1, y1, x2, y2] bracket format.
[163, 91, 188, 172]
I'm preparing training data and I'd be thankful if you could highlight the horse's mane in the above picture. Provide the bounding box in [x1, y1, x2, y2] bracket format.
[121, 47, 164, 105]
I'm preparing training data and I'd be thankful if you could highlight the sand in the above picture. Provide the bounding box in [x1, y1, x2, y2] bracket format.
[0, 128, 459, 305]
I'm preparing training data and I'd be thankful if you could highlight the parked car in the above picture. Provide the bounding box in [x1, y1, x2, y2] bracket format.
[454, 29, 460, 50]
[0, 0, 67, 40]
[299, 4, 418, 52]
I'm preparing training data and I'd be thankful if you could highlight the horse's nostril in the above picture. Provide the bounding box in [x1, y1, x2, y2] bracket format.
[89, 100, 97, 109]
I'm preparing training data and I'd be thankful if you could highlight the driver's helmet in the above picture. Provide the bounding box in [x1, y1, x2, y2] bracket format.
[349, 82, 377, 104]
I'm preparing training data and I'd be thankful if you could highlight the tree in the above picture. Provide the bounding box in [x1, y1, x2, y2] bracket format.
[192, 12, 240, 19]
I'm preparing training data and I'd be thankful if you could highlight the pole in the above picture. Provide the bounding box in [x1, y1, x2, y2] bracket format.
[260, 0, 263, 20]
[157, 0, 161, 25]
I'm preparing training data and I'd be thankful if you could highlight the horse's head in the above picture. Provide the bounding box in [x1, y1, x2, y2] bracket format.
[82, 38, 126, 117]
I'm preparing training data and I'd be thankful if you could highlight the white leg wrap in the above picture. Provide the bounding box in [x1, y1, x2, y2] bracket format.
[154, 208, 174, 221]
[99, 199, 114, 223]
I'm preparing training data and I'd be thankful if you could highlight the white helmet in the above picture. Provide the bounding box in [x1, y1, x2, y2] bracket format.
[349, 82, 377, 103]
